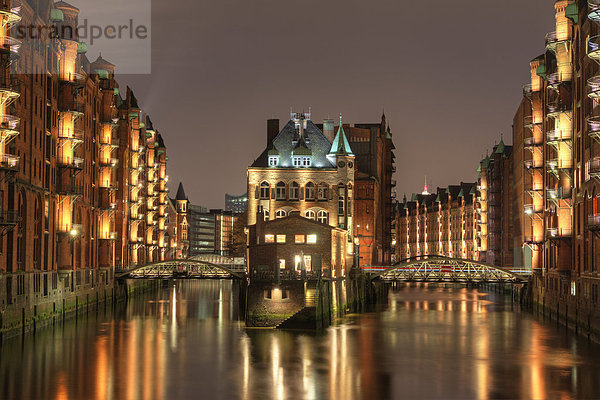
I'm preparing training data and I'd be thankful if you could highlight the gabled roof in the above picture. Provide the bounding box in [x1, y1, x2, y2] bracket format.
[251, 119, 335, 168]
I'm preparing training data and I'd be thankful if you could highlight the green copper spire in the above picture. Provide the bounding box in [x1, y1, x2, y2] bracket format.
[329, 114, 354, 156]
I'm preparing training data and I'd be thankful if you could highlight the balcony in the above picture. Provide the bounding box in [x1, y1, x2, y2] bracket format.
[588, 157, 600, 178]
[100, 137, 120, 148]
[524, 235, 543, 244]
[523, 136, 541, 151]
[547, 228, 572, 238]
[0, 35, 21, 58]
[0, 154, 19, 171]
[57, 156, 84, 170]
[56, 182, 83, 196]
[99, 201, 118, 210]
[0, 76, 20, 100]
[546, 129, 572, 145]
[0, 4, 22, 26]
[545, 31, 570, 54]
[547, 72, 570, 90]
[547, 187, 571, 201]
[588, 214, 600, 231]
[0, 210, 19, 226]
[524, 159, 542, 172]
[588, 116, 600, 142]
[58, 128, 84, 144]
[524, 204, 543, 216]
[546, 101, 571, 118]
[588, 75, 600, 99]
[99, 232, 118, 240]
[59, 101, 85, 116]
[547, 158, 572, 172]
[589, 35, 600, 61]
[0, 115, 19, 140]
[99, 158, 118, 168]
[590, 0, 600, 22]
[60, 72, 86, 87]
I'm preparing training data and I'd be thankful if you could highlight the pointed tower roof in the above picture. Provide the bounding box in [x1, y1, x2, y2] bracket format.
[495, 138, 505, 154]
[329, 114, 354, 156]
[176, 182, 188, 201]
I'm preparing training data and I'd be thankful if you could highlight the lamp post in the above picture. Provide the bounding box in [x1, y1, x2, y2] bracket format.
[70, 225, 81, 292]
[354, 236, 360, 269]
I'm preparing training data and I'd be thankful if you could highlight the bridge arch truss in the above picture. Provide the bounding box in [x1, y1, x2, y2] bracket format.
[374, 256, 526, 283]
[118, 259, 245, 279]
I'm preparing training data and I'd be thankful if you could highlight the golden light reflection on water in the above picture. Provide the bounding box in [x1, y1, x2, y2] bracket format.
[1, 281, 600, 400]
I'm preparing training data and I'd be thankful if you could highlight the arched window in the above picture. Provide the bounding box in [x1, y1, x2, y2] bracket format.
[289, 181, 299, 200]
[276, 209, 287, 219]
[318, 183, 329, 201]
[305, 182, 315, 201]
[276, 181, 286, 200]
[305, 210, 316, 220]
[264, 210, 270, 220]
[317, 210, 328, 224]
[260, 182, 270, 199]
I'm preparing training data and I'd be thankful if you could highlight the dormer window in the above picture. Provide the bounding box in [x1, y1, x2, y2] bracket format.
[269, 156, 279, 167]
[293, 156, 311, 167]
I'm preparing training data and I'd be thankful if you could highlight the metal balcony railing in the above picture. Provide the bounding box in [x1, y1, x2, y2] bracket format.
[56, 182, 83, 196]
[588, 116, 600, 140]
[590, 0, 600, 22]
[0, 36, 21, 56]
[0, 210, 19, 225]
[547, 158, 572, 171]
[588, 157, 600, 177]
[546, 129, 572, 143]
[0, 153, 19, 170]
[589, 35, 600, 61]
[546, 101, 571, 117]
[524, 235, 543, 244]
[57, 156, 84, 170]
[59, 101, 85, 114]
[0, 114, 19, 131]
[524, 204, 542, 215]
[524, 159, 542, 171]
[547, 187, 571, 200]
[99, 158, 118, 167]
[61, 72, 86, 85]
[0, 76, 20, 95]
[547, 228, 572, 238]
[588, 214, 600, 230]
[57, 128, 84, 142]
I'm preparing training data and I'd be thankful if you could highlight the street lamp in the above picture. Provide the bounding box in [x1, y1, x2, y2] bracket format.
[70, 225, 81, 291]
[354, 236, 360, 269]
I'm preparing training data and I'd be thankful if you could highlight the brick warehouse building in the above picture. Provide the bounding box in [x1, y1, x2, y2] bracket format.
[0, 1, 178, 317]
[247, 111, 356, 275]
[396, 182, 478, 261]
[510, 0, 600, 326]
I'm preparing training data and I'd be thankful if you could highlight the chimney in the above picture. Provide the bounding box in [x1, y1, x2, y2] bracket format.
[323, 119, 335, 143]
[267, 119, 279, 145]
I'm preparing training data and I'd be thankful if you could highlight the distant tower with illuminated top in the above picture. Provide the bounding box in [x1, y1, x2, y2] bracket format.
[421, 177, 430, 195]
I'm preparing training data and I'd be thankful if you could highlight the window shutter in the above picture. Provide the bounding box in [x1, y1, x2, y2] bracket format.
[254, 186, 259, 199]
[329, 186, 334, 200]
[300, 187, 304, 200]
[271, 188, 275, 199]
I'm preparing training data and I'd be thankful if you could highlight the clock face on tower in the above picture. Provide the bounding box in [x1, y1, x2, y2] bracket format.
[338, 161, 345, 168]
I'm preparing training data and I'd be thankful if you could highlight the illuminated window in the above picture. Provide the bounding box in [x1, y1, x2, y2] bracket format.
[276, 181, 286, 200]
[302, 157, 311, 167]
[305, 210, 316, 220]
[265, 234, 275, 243]
[318, 183, 328, 201]
[279, 259, 286, 270]
[317, 211, 328, 224]
[295, 235, 305, 244]
[276, 209, 287, 219]
[268, 156, 279, 167]
[307, 234, 317, 244]
[304, 255, 312, 271]
[305, 182, 315, 201]
[276, 235, 286, 243]
[289, 181, 299, 200]
[260, 182, 270, 199]
[293, 156, 311, 167]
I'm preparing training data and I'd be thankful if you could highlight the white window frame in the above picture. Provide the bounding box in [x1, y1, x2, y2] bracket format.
[305, 210, 316, 220]
[276, 182, 286, 200]
[275, 209, 287, 219]
[268, 156, 279, 167]
[317, 211, 328, 224]
[260, 182, 270, 199]
[289, 182, 299, 200]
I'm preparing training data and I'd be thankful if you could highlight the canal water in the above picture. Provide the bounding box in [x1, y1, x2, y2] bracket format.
[1, 280, 600, 400]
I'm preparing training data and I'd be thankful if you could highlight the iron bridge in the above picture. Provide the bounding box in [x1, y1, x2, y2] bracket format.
[372, 256, 527, 283]
[117, 255, 246, 279]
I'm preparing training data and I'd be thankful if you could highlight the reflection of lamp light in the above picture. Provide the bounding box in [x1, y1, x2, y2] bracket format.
[354, 237, 359, 246]
[70, 228, 78, 236]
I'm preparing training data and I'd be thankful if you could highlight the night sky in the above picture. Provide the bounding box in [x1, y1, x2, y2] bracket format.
[113, 0, 555, 208]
